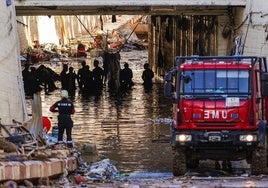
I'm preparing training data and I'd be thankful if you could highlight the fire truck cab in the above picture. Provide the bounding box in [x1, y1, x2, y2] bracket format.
[164, 56, 268, 176]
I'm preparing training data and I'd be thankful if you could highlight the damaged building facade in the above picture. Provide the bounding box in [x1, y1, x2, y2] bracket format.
[148, 0, 268, 77]
[14, 0, 268, 78]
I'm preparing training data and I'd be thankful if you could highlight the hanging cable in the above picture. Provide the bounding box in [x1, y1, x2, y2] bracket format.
[75, 15, 143, 54]
[75, 15, 105, 51]
[241, 13, 251, 54]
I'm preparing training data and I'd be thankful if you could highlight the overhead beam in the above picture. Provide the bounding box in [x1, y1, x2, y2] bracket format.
[14, 0, 247, 6]
[14, 0, 246, 16]
[15, 6, 233, 16]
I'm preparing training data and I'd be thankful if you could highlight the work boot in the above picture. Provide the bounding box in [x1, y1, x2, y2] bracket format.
[67, 141, 73, 148]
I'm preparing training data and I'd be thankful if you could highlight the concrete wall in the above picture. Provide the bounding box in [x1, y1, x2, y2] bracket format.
[235, 0, 268, 56]
[149, 1, 268, 76]
[0, 1, 25, 124]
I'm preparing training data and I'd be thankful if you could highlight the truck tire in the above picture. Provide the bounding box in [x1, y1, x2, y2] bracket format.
[187, 159, 199, 169]
[251, 121, 268, 175]
[172, 147, 187, 176]
[251, 147, 267, 175]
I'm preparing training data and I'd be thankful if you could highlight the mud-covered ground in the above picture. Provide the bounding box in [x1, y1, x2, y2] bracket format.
[86, 176, 268, 188]
[66, 173, 268, 188]
[56, 158, 268, 188]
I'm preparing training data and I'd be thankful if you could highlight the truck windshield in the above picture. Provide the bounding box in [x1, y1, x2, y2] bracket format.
[182, 70, 250, 97]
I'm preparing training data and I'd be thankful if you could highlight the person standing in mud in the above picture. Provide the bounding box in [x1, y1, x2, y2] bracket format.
[60, 64, 69, 90]
[142, 63, 154, 90]
[82, 65, 94, 95]
[120, 62, 134, 90]
[92, 59, 104, 94]
[49, 90, 75, 148]
[67, 66, 77, 97]
[77, 60, 87, 91]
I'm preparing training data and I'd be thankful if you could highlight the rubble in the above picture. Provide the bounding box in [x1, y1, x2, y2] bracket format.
[0, 121, 78, 186]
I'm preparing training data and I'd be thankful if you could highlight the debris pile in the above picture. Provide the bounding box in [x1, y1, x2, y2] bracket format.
[70, 158, 119, 185]
[0, 120, 78, 186]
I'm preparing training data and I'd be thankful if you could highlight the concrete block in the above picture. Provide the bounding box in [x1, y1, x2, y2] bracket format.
[19, 162, 27, 180]
[49, 158, 64, 175]
[0, 164, 4, 181]
[41, 160, 51, 177]
[24, 161, 43, 179]
[23, 161, 31, 179]
[43, 160, 53, 177]
[0, 155, 79, 182]
[2, 162, 21, 180]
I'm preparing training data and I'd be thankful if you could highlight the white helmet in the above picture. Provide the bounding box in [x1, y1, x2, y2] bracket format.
[61, 90, 68, 98]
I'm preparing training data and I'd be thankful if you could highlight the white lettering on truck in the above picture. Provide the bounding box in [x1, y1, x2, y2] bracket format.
[204, 110, 227, 119]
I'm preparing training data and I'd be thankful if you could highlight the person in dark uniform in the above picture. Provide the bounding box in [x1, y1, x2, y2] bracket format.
[82, 65, 94, 95]
[92, 59, 104, 94]
[49, 90, 75, 148]
[67, 66, 77, 97]
[120, 62, 134, 90]
[142, 63, 154, 90]
[77, 60, 87, 91]
[60, 64, 69, 90]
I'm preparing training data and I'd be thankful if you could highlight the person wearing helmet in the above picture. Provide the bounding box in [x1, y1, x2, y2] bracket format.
[49, 90, 75, 148]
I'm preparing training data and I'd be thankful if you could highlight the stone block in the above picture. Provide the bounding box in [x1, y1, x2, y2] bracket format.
[24, 161, 43, 179]
[0, 164, 4, 180]
[44, 160, 53, 177]
[2, 162, 21, 180]
[49, 158, 64, 175]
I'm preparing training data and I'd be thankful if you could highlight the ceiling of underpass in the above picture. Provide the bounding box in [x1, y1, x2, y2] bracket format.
[14, 0, 246, 16]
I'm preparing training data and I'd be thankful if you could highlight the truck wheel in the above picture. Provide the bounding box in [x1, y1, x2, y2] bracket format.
[251, 147, 267, 175]
[172, 148, 187, 176]
[187, 159, 199, 169]
[251, 121, 268, 175]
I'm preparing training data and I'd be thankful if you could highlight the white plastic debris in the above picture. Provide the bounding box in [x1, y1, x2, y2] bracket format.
[88, 158, 119, 180]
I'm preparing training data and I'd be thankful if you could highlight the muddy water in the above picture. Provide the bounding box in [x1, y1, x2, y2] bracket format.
[28, 50, 174, 174]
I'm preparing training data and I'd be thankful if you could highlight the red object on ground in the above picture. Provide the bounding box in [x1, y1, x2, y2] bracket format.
[42, 116, 51, 132]
[75, 175, 85, 184]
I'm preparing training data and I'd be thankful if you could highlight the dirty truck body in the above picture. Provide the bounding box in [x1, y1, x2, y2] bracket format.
[164, 56, 268, 176]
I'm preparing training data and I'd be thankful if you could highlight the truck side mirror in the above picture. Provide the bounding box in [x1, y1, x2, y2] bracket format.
[261, 72, 268, 96]
[182, 75, 191, 84]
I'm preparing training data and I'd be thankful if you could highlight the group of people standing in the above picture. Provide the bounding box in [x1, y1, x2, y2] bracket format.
[22, 63, 59, 96]
[60, 59, 155, 96]
[62, 59, 105, 96]
[22, 59, 154, 148]
[22, 59, 155, 98]
[119, 62, 154, 91]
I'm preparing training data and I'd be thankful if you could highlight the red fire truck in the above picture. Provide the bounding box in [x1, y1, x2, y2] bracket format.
[164, 56, 268, 176]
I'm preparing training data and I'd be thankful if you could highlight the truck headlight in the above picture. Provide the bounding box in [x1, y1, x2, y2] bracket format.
[176, 134, 192, 142]
[239, 134, 257, 142]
